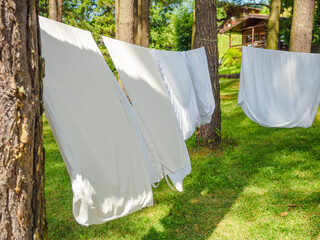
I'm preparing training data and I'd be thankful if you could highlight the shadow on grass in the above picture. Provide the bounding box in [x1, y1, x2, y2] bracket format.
[141, 103, 320, 239]
[43, 97, 320, 239]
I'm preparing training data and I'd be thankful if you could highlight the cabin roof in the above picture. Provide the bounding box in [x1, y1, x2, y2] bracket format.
[219, 13, 269, 34]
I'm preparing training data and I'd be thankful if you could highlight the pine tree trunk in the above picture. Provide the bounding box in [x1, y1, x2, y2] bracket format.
[116, 0, 149, 46]
[192, 0, 221, 149]
[57, 0, 63, 22]
[135, 0, 150, 47]
[117, 0, 136, 43]
[0, 1, 46, 239]
[49, 0, 58, 21]
[266, 0, 281, 50]
[290, 0, 316, 52]
[115, 0, 120, 40]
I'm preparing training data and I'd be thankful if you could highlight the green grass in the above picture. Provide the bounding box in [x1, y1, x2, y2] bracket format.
[44, 73, 320, 239]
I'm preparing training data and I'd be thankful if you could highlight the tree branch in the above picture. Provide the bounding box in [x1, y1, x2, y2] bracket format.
[159, 0, 168, 6]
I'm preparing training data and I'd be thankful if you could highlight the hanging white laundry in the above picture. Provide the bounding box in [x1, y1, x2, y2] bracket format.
[40, 17, 153, 226]
[152, 49, 201, 140]
[102, 37, 191, 192]
[185, 47, 215, 126]
[238, 46, 320, 128]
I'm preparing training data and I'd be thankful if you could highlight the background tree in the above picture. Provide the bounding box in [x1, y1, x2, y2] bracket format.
[193, 0, 221, 148]
[290, 0, 316, 52]
[267, 0, 281, 49]
[116, 0, 136, 43]
[0, 0, 46, 239]
[135, 0, 150, 46]
[115, 0, 149, 47]
[49, 0, 62, 22]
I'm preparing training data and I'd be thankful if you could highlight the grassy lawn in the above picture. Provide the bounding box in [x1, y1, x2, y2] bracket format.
[44, 77, 320, 239]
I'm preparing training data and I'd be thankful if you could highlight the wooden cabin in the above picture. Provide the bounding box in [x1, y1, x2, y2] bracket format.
[219, 6, 269, 49]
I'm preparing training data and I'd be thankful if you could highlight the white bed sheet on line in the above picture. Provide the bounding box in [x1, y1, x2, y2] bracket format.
[40, 17, 153, 226]
[152, 49, 200, 140]
[102, 36, 191, 192]
[185, 47, 215, 126]
[238, 46, 320, 128]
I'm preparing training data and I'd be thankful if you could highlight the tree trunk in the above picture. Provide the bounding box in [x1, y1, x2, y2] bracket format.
[57, 0, 63, 22]
[192, 0, 221, 149]
[135, 0, 150, 47]
[266, 0, 281, 50]
[290, 0, 316, 52]
[117, 0, 136, 43]
[49, 0, 62, 22]
[0, 0, 46, 239]
[115, 0, 120, 40]
[116, 0, 149, 46]
[49, 0, 58, 21]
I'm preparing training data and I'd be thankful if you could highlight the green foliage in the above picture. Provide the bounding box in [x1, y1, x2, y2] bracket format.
[313, 1, 320, 49]
[149, 2, 177, 50]
[260, 5, 270, 15]
[63, 0, 115, 38]
[173, 2, 193, 51]
[39, 0, 115, 38]
[218, 32, 242, 58]
[149, 0, 193, 50]
[39, 0, 48, 17]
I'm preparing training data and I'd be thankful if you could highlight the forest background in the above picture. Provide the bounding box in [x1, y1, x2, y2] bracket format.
[38, 0, 320, 58]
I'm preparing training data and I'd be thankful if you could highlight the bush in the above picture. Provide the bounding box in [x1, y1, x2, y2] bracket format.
[220, 48, 242, 68]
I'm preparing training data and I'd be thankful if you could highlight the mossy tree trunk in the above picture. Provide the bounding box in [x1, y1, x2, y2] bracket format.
[192, 0, 221, 149]
[0, 0, 46, 239]
[266, 0, 281, 50]
[290, 0, 316, 52]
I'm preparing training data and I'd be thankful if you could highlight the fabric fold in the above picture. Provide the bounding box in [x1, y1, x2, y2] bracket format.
[238, 46, 320, 128]
[152, 49, 200, 140]
[102, 37, 191, 192]
[40, 17, 153, 226]
[184, 47, 215, 126]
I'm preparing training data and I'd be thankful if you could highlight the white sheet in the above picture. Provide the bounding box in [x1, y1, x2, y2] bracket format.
[102, 37, 191, 192]
[238, 46, 320, 128]
[40, 17, 153, 226]
[185, 47, 215, 126]
[152, 49, 200, 140]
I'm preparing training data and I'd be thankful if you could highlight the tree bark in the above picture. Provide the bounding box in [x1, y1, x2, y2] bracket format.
[115, 0, 120, 40]
[266, 0, 281, 50]
[192, 0, 221, 149]
[135, 0, 150, 47]
[0, 0, 46, 239]
[117, 0, 136, 43]
[49, 0, 58, 21]
[116, 0, 149, 46]
[57, 0, 63, 22]
[49, 0, 62, 22]
[290, 0, 316, 52]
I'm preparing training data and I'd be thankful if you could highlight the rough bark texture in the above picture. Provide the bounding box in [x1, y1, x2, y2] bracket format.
[115, 0, 120, 40]
[266, 0, 281, 50]
[57, 0, 63, 22]
[192, 0, 221, 149]
[49, 0, 62, 22]
[116, 0, 149, 46]
[49, 0, 58, 21]
[135, 0, 149, 47]
[290, 0, 316, 52]
[117, 0, 136, 43]
[0, 0, 46, 239]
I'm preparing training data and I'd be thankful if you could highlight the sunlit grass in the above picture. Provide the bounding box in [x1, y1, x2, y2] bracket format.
[44, 74, 320, 239]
